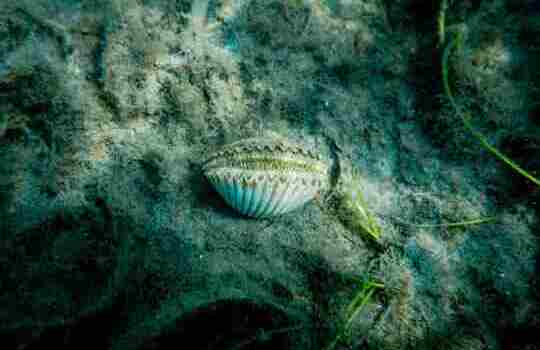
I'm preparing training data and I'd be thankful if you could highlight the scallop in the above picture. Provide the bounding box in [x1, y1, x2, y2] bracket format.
[203, 136, 329, 218]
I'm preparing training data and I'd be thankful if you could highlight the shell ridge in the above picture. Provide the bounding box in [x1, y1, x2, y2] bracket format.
[279, 175, 303, 214]
[266, 176, 290, 216]
[251, 174, 269, 217]
[230, 176, 243, 214]
[282, 173, 309, 214]
[204, 136, 327, 218]
[274, 177, 294, 215]
[281, 175, 303, 214]
[243, 176, 257, 216]
[257, 174, 281, 217]
[245, 176, 261, 216]
[238, 176, 251, 215]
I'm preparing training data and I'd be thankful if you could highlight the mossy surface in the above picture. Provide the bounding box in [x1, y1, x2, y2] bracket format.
[1, 1, 539, 349]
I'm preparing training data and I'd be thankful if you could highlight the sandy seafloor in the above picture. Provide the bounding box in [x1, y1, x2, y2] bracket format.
[1, 0, 540, 349]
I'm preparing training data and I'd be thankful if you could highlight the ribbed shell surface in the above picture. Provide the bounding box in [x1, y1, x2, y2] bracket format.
[203, 137, 328, 218]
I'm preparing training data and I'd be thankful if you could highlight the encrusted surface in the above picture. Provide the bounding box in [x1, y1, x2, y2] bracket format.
[1, 0, 539, 349]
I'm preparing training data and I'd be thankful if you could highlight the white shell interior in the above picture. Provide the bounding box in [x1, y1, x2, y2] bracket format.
[207, 170, 322, 218]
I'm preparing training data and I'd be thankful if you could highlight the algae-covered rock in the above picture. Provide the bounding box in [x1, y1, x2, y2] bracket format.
[1, 1, 539, 349]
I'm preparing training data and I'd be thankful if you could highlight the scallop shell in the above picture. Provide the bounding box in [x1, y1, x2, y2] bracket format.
[203, 136, 328, 218]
